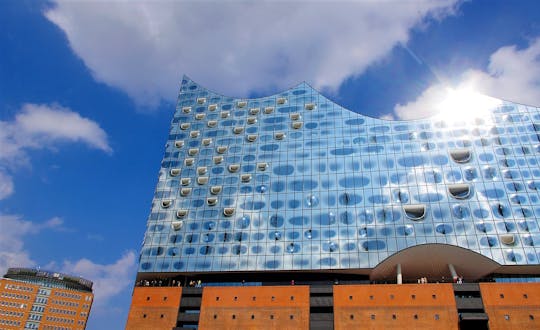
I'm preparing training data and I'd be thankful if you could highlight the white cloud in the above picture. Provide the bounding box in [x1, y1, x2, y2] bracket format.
[393, 38, 540, 119]
[2, 103, 112, 157]
[0, 214, 64, 276]
[59, 251, 137, 309]
[45, 0, 461, 107]
[0, 171, 14, 200]
[0, 213, 136, 317]
[0, 103, 111, 200]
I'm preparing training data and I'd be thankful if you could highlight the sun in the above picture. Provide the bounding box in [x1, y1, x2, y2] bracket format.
[434, 87, 502, 125]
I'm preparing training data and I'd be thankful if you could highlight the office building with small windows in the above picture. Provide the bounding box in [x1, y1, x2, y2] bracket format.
[127, 77, 540, 329]
[0, 267, 93, 330]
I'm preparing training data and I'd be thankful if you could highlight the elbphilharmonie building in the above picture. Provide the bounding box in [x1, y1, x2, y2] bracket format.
[127, 77, 540, 330]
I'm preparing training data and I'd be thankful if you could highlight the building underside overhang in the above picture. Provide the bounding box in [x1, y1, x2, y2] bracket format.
[369, 244, 539, 282]
[370, 243, 502, 282]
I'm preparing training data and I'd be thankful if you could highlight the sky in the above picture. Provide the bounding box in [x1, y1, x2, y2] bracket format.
[1, 0, 540, 328]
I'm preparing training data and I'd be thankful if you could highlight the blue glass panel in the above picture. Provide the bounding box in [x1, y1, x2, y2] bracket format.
[271, 181, 286, 192]
[290, 179, 318, 191]
[358, 210, 374, 224]
[330, 148, 355, 156]
[380, 227, 393, 236]
[368, 195, 390, 204]
[200, 246, 214, 255]
[269, 215, 284, 228]
[149, 212, 168, 221]
[353, 137, 366, 144]
[432, 155, 449, 165]
[239, 186, 252, 193]
[319, 258, 337, 266]
[256, 185, 267, 193]
[232, 245, 248, 254]
[339, 176, 369, 188]
[270, 200, 284, 209]
[362, 240, 386, 251]
[398, 155, 426, 167]
[364, 145, 384, 153]
[278, 106, 301, 113]
[314, 212, 337, 226]
[376, 208, 400, 222]
[236, 216, 250, 229]
[273, 165, 294, 176]
[394, 124, 409, 131]
[224, 187, 238, 195]
[265, 260, 280, 269]
[191, 199, 204, 207]
[263, 116, 287, 124]
[252, 233, 265, 241]
[339, 193, 362, 205]
[262, 124, 287, 131]
[288, 200, 301, 209]
[289, 216, 309, 225]
[345, 118, 365, 125]
[370, 125, 390, 133]
[322, 230, 337, 238]
[326, 194, 336, 206]
[396, 226, 414, 236]
[432, 206, 449, 219]
[415, 193, 443, 203]
[479, 189, 505, 199]
[479, 153, 494, 162]
[340, 212, 354, 225]
[480, 237, 498, 247]
[173, 262, 184, 270]
[493, 203, 512, 218]
[436, 224, 453, 234]
[261, 144, 279, 152]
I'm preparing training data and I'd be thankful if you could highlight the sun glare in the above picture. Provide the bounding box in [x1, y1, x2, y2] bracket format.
[435, 87, 502, 124]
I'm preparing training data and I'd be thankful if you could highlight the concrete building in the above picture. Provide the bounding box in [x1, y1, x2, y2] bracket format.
[127, 77, 540, 329]
[0, 267, 93, 329]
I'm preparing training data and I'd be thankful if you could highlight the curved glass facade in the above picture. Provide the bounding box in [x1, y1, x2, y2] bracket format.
[138, 77, 540, 274]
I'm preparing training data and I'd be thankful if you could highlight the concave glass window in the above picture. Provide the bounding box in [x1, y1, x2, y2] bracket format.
[448, 184, 471, 199]
[449, 149, 472, 163]
[500, 234, 515, 246]
[171, 221, 184, 231]
[403, 204, 426, 221]
[176, 210, 188, 218]
[210, 186, 222, 195]
[223, 208, 235, 217]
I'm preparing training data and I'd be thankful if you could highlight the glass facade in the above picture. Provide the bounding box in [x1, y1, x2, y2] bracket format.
[138, 77, 540, 274]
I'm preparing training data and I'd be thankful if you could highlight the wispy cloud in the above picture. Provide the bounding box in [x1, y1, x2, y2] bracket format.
[0, 213, 136, 327]
[0, 212, 136, 316]
[0, 103, 111, 200]
[0, 214, 64, 275]
[0, 172, 14, 200]
[1, 103, 112, 159]
[58, 251, 137, 310]
[45, 0, 461, 107]
[0, 102, 123, 312]
[392, 37, 540, 119]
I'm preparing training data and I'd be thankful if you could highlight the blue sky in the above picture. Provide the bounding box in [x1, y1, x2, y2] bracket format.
[1, 0, 539, 328]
